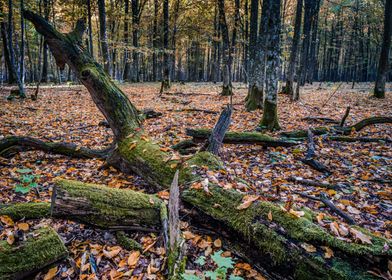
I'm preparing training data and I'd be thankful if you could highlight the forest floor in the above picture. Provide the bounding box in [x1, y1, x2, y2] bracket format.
[0, 82, 391, 279]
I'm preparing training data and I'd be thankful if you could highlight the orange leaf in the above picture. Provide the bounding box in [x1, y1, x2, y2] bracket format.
[127, 251, 140, 267]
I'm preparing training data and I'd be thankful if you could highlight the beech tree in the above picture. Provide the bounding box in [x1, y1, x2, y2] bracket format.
[374, 0, 392, 98]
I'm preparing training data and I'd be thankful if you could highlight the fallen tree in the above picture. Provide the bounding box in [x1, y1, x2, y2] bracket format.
[0, 227, 68, 279]
[281, 116, 392, 138]
[1, 10, 389, 279]
[186, 129, 299, 147]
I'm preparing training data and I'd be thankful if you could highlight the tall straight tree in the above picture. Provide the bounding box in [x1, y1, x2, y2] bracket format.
[283, 0, 303, 99]
[87, 0, 94, 56]
[20, 0, 25, 84]
[259, 0, 281, 130]
[7, 0, 25, 98]
[160, 0, 170, 93]
[123, 0, 131, 80]
[245, 0, 263, 111]
[0, 0, 15, 84]
[152, 0, 158, 81]
[98, 0, 110, 73]
[131, 0, 145, 82]
[41, 0, 49, 82]
[217, 0, 233, 96]
[374, 0, 392, 98]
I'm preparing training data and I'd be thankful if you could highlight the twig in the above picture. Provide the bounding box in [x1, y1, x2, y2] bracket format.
[339, 106, 351, 127]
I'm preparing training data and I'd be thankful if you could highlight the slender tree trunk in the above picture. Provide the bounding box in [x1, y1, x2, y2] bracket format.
[131, 0, 140, 82]
[41, 0, 49, 83]
[259, 0, 281, 131]
[160, 0, 170, 93]
[284, 0, 303, 99]
[98, 0, 110, 73]
[87, 0, 94, 56]
[1, 20, 15, 84]
[123, 0, 130, 81]
[20, 0, 25, 84]
[217, 0, 233, 96]
[245, 0, 262, 111]
[152, 0, 158, 81]
[6, 0, 25, 98]
[374, 0, 392, 98]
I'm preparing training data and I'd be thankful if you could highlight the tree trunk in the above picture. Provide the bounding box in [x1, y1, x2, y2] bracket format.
[87, 0, 94, 56]
[98, 0, 110, 73]
[41, 0, 49, 83]
[374, 0, 391, 98]
[217, 0, 233, 96]
[284, 0, 303, 98]
[131, 0, 140, 82]
[160, 0, 171, 93]
[22, 11, 391, 280]
[259, 0, 281, 131]
[245, 0, 264, 111]
[0, 227, 68, 280]
[123, 0, 131, 80]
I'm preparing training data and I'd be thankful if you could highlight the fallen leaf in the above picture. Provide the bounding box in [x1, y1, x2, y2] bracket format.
[268, 211, 273, 221]
[213, 238, 222, 248]
[347, 206, 361, 215]
[6, 231, 15, 245]
[289, 209, 305, 218]
[350, 228, 372, 244]
[330, 222, 340, 236]
[18, 222, 29, 231]
[103, 247, 121, 259]
[321, 246, 334, 259]
[237, 195, 259, 210]
[128, 251, 140, 267]
[0, 215, 14, 226]
[301, 243, 317, 253]
[44, 267, 58, 280]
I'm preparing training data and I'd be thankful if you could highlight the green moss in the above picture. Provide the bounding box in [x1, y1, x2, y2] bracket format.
[259, 100, 280, 131]
[220, 84, 233, 96]
[182, 185, 391, 279]
[116, 231, 142, 251]
[0, 227, 68, 279]
[281, 127, 330, 138]
[0, 202, 51, 220]
[167, 241, 187, 280]
[118, 136, 178, 189]
[245, 85, 263, 111]
[55, 179, 162, 228]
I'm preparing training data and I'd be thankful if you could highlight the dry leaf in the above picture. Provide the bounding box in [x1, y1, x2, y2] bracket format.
[347, 206, 361, 215]
[237, 195, 259, 210]
[316, 213, 325, 226]
[128, 251, 141, 267]
[267, 211, 273, 221]
[289, 209, 305, 218]
[213, 238, 222, 248]
[6, 231, 15, 245]
[201, 178, 210, 193]
[183, 231, 195, 240]
[301, 243, 317, 253]
[330, 222, 340, 236]
[157, 190, 170, 200]
[103, 247, 121, 259]
[44, 267, 58, 280]
[0, 215, 14, 226]
[18, 222, 29, 231]
[321, 246, 334, 259]
[350, 228, 372, 244]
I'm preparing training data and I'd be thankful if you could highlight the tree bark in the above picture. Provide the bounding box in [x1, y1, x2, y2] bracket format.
[284, 0, 303, 98]
[160, 0, 171, 93]
[374, 0, 392, 98]
[98, 0, 110, 73]
[259, 0, 281, 131]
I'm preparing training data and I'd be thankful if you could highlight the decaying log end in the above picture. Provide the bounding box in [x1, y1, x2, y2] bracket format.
[0, 202, 51, 220]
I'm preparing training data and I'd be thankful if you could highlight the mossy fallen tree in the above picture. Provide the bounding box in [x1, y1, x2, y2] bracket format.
[0, 227, 68, 280]
[0, 202, 51, 220]
[186, 128, 299, 147]
[44, 179, 391, 279]
[18, 11, 392, 279]
[281, 116, 392, 138]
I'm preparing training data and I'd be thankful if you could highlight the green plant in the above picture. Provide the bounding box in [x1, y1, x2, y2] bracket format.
[182, 250, 244, 280]
[14, 168, 39, 194]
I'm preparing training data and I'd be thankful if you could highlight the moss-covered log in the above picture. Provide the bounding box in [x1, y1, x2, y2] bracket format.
[187, 128, 299, 147]
[52, 179, 163, 230]
[0, 227, 68, 280]
[182, 186, 391, 280]
[281, 116, 392, 138]
[0, 202, 51, 220]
